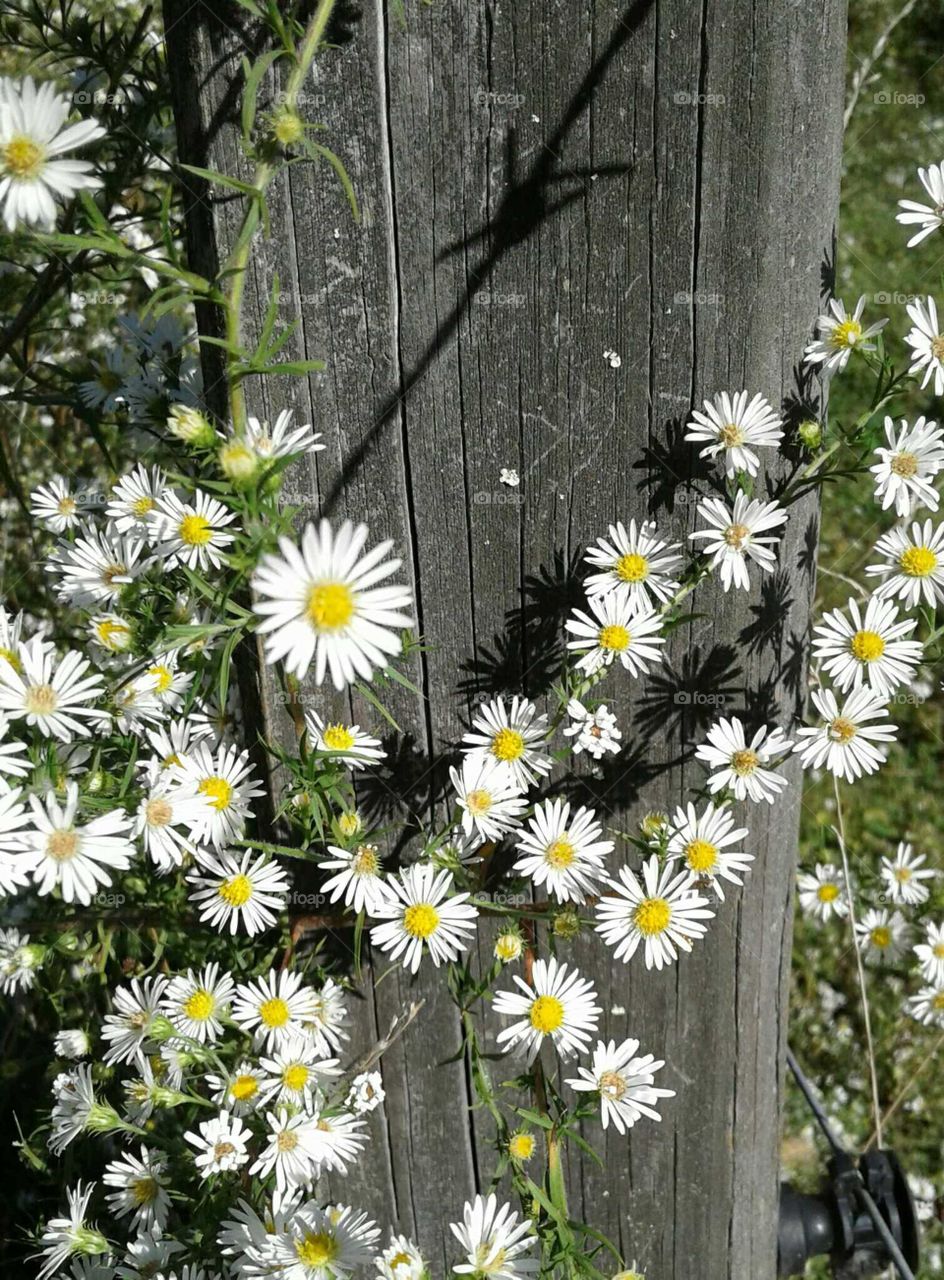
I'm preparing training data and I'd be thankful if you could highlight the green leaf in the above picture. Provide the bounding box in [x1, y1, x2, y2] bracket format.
[242, 49, 282, 143]
[179, 164, 263, 198]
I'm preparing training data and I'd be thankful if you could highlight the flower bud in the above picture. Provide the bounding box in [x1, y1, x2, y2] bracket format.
[167, 404, 216, 448]
[218, 439, 260, 485]
[797, 419, 822, 450]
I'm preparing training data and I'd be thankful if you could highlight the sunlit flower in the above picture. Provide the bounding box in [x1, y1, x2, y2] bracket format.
[865, 518, 944, 608]
[596, 855, 714, 970]
[450, 1194, 539, 1279]
[566, 594, 665, 676]
[690, 493, 788, 592]
[48, 528, 150, 607]
[854, 907, 909, 964]
[583, 519, 683, 609]
[694, 716, 792, 803]
[170, 741, 264, 848]
[376, 1233, 426, 1280]
[461, 694, 552, 790]
[36, 1181, 108, 1280]
[804, 295, 887, 374]
[685, 390, 784, 477]
[162, 963, 235, 1045]
[150, 487, 237, 571]
[20, 783, 133, 905]
[905, 296, 944, 394]
[812, 595, 922, 699]
[793, 687, 897, 783]
[103, 1146, 169, 1233]
[665, 801, 752, 901]
[184, 1109, 251, 1179]
[493, 956, 600, 1063]
[320, 843, 386, 915]
[451, 754, 527, 842]
[232, 969, 320, 1052]
[187, 847, 290, 935]
[881, 842, 936, 906]
[906, 985, 944, 1029]
[101, 975, 168, 1066]
[31, 476, 80, 532]
[870, 416, 944, 516]
[796, 863, 848, 922]
[512, 797, 613, 903]
[305, 709, 385, 770]
[563, 698, 622, 759]
[566, 1037, 675, 1133]
[914, 921, 944, 986]
[897, 161, 944, 246]
[107, 465, 167, 534]
[259, 1037, 340, 1108]
[267, 1200, 380, 1279]
[370, 863, 478, 973]
[245, 408, 324, 460]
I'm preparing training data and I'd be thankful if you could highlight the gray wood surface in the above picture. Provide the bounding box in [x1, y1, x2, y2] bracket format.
[163, 1, 847, 1273]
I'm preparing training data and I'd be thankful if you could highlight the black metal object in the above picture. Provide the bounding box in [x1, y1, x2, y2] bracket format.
[779, 1050, 921, 1279]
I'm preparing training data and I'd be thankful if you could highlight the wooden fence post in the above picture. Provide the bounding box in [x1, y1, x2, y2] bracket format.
[163, 1, 848, 1273]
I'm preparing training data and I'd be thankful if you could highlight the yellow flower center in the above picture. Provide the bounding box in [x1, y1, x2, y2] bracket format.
[545, 837, 576, 869]
[403, 902, 440, 938]
[213, 1141, 236, 1160]
[322, 723, 356, 750]
[899, 545, 938, 577]
[2, 135, 44, 178]
[465, 788, 493, 816]
[131, 495, 155, 516]
[183, 989, 215, 1021]
[352, 844, 379, 875]
[870, 926, 892, 949]
[46, 830, 78, 862]
[684, 838, 718, 873]
[491, 727, 525, 761]
[828, 717, 857, 744]
[259, 997, 291, 1028]
[598, 624, 630, 652]
[894, 867, 911, 882]
[296, 1232, 338, 1266]
[277, 1129, 299, 1152]
[96, 619, 131, 650]
[933, 992, 944, 1011]
[494, 933, 521, 961]
[831, 318, 863, 348]
[148, 664, 174, 693]
[731, 749, 759, 776]
[633, 897, 672, 936]
[599, 1069, 628, 1099]
[932, 335, 944, 362]
[850, 629, 885, 662]
[720, 422, 745, 446]
[305, 582, 355, 631]
[179, 514, 213, 546]
[616, 552, 649, 582]
[218, 873, 253, 907]
[508, 1132, 536, 1160]
[933, 943, 944, 959]
[891, 452, 919, 478]
[817, 883, 840, 903]
[57, 496, 77, 516]
[283, 1063, 309, 1091]
[131, 1176, 158, 1206]
[723, 522, 750, 549]
[529, 994, 565, 1034]
[199, 775, 233, 810]
[473, 1244, 507, 1273]
[102, 561, 128, 586]
[230, 1073, 259, 1101]
[145, 798, 173, 827]
[25, 683, 57, 714]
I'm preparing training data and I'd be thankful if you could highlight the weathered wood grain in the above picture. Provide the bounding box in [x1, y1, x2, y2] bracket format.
[163, 1, 847, 1273]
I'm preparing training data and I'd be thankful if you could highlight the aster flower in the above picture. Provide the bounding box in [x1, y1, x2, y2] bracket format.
[319, 843, 387, 915]
[461, 693, 552, 790]
[812, 595, 922, 699]
[78, 346, 133, 412]
[251, 519, 413, 686]
[897, 161, 944, 246]
[685, 390, 784, 477]
[346, 1069, 385, 1115]
[665, 801, 752, 901]
[904, 296, 944, 394]
[804, 295, 887, 374]
[206, 1059, 268, 1117]
[0, 925, 41, 993]
[251, 1108, 322, 1203]
[563, 698, 622, 759]
[793, 687, 898, 783]
[169, 741, 264, 848]
[36, 1181, 108, 1280]
[88, 613, 134, 656]
[493, 956, 601, 1063]
[450, 1194, 539, 1279]
[150, 488, 237, 571]
[232, 969, 320, 1052]
[855, 908, 909, 964]
[106, 465, 166, 534]
[565, 1037, 675, 1133]
[566, 594, 665, 677]
[259, 1037, 341, 1109]
[162, 963, 235, 1045]
[101, 975, 168, 1067]
[583, 519, 683, 609]
[48, 1064, 121, 1155]
[48, 528, 150, 607]
[184, 1110, 251, 1179]
[914, 921, 944, 986]
[0, 636, 104, 740]
[694, 716, 792, 803]
[450, 754, 527, 842]
[796, 863, 848, 922]
[187, 846, 290, 935]
[870, 415, 944, 516]
[595, 855, 714, 970]
[906, 985, 944, 1029]
[54, 1029, 90, 1059]
[881, 842, 936, 906]
[512, 797, 613, 903]
[300, 977, 349, 1057]
[31, 476, 80, 532]
[267, 1200, 380, 1279]
[0, 78, 105, 231]
[690, 493, 788, 592]
[20, 783, 134, 905]
[103, 1146, 169, 1233]
[134, 765, 201, 873]
[865, 518, 944, 608]
[245, 408, 324, 459]
[305, 709, 385, 770]
[376, 1234, 426, 1280]
[369, 863, 478, 973]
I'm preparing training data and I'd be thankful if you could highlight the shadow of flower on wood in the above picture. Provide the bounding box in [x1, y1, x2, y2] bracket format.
[634, 644, 742, 741]
[738, 569, 794, 655]
[355, 732, 456, 854]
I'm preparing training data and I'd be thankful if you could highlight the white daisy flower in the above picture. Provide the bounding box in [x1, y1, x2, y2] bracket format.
[595, 854, 715, 970]
[0, 636, 104, 740]
[88, 613, 134, 656]
[31, 476, 80, 532]
[304, 1103, 369, 1179]
[111, 680, 167, 734]
[259, 1037, 341, 1108]
[796, 863, 848, 921]
[694, 716, 792, 803]
[449, 1194, 539, 1279]
[812, 596, 922, 700]
[268, 1200, 380, 1279]
[914, 921, 944, 985]
[320, 843, 387, 915]
[103, 1146, 169, 1233]
[54, 1029, 90, 1059]
[305, 710, 385, 770]
[855, 907, 909, 964]
[232, 970, 320, 1052]
[493, 955, 601, 1063]
[36, 1181, 108, 1280]
[897, 161, 944, 246]
[20, 783, 134, 905]
[48, 528, 150, 607]
[185, 1110, 251, 1179]
[140, 717, 203, 769]
[461, 694, 551, 790]
[562, 698, 622, 759]
[685, 390, 784, 477]
[162, 963, 235, 1045]
[512, 797, 614, 903]
[865, 518, 944, 608]
[905, 296, 944, 394]
[881, 842, 936, 906]
[134, 765, 201, 873]
[48, 1064, 116, 1154]
[906, 985, 944, 1029]
[78, 346, 132, 412]
[793, 687, 898, 783]
[870, 416, 944, 516]
[0, 77, 104, 231]
[169, 741, 263, 848]
[347, 1069, 385, 1114]
[245, 408, 324, 459]
[206, 1059, 268, 1116]
[106, 465, 166, 534]
[450, 754, 528, 842]
[565, 1037, 675, 1133]
[583, 519, 683, 610]
[251, 519, 413, 686]
[134, 651, 194, 713]
[370, 863, 478, 973]
[187, 847, 290, 935]
[690, 493, 788, 592]
[101, 975, 168, 1066]
[0, 925, 41, 993]
[566, 594, 665, 677]
[665, 801, 752, 901]
[804, 295, 887, 374]
[376, 1234, 426, 1280]
[150, 488, 237, 571]
[301, 977, 349, 1057]
[251, 1108, 322, 1202]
